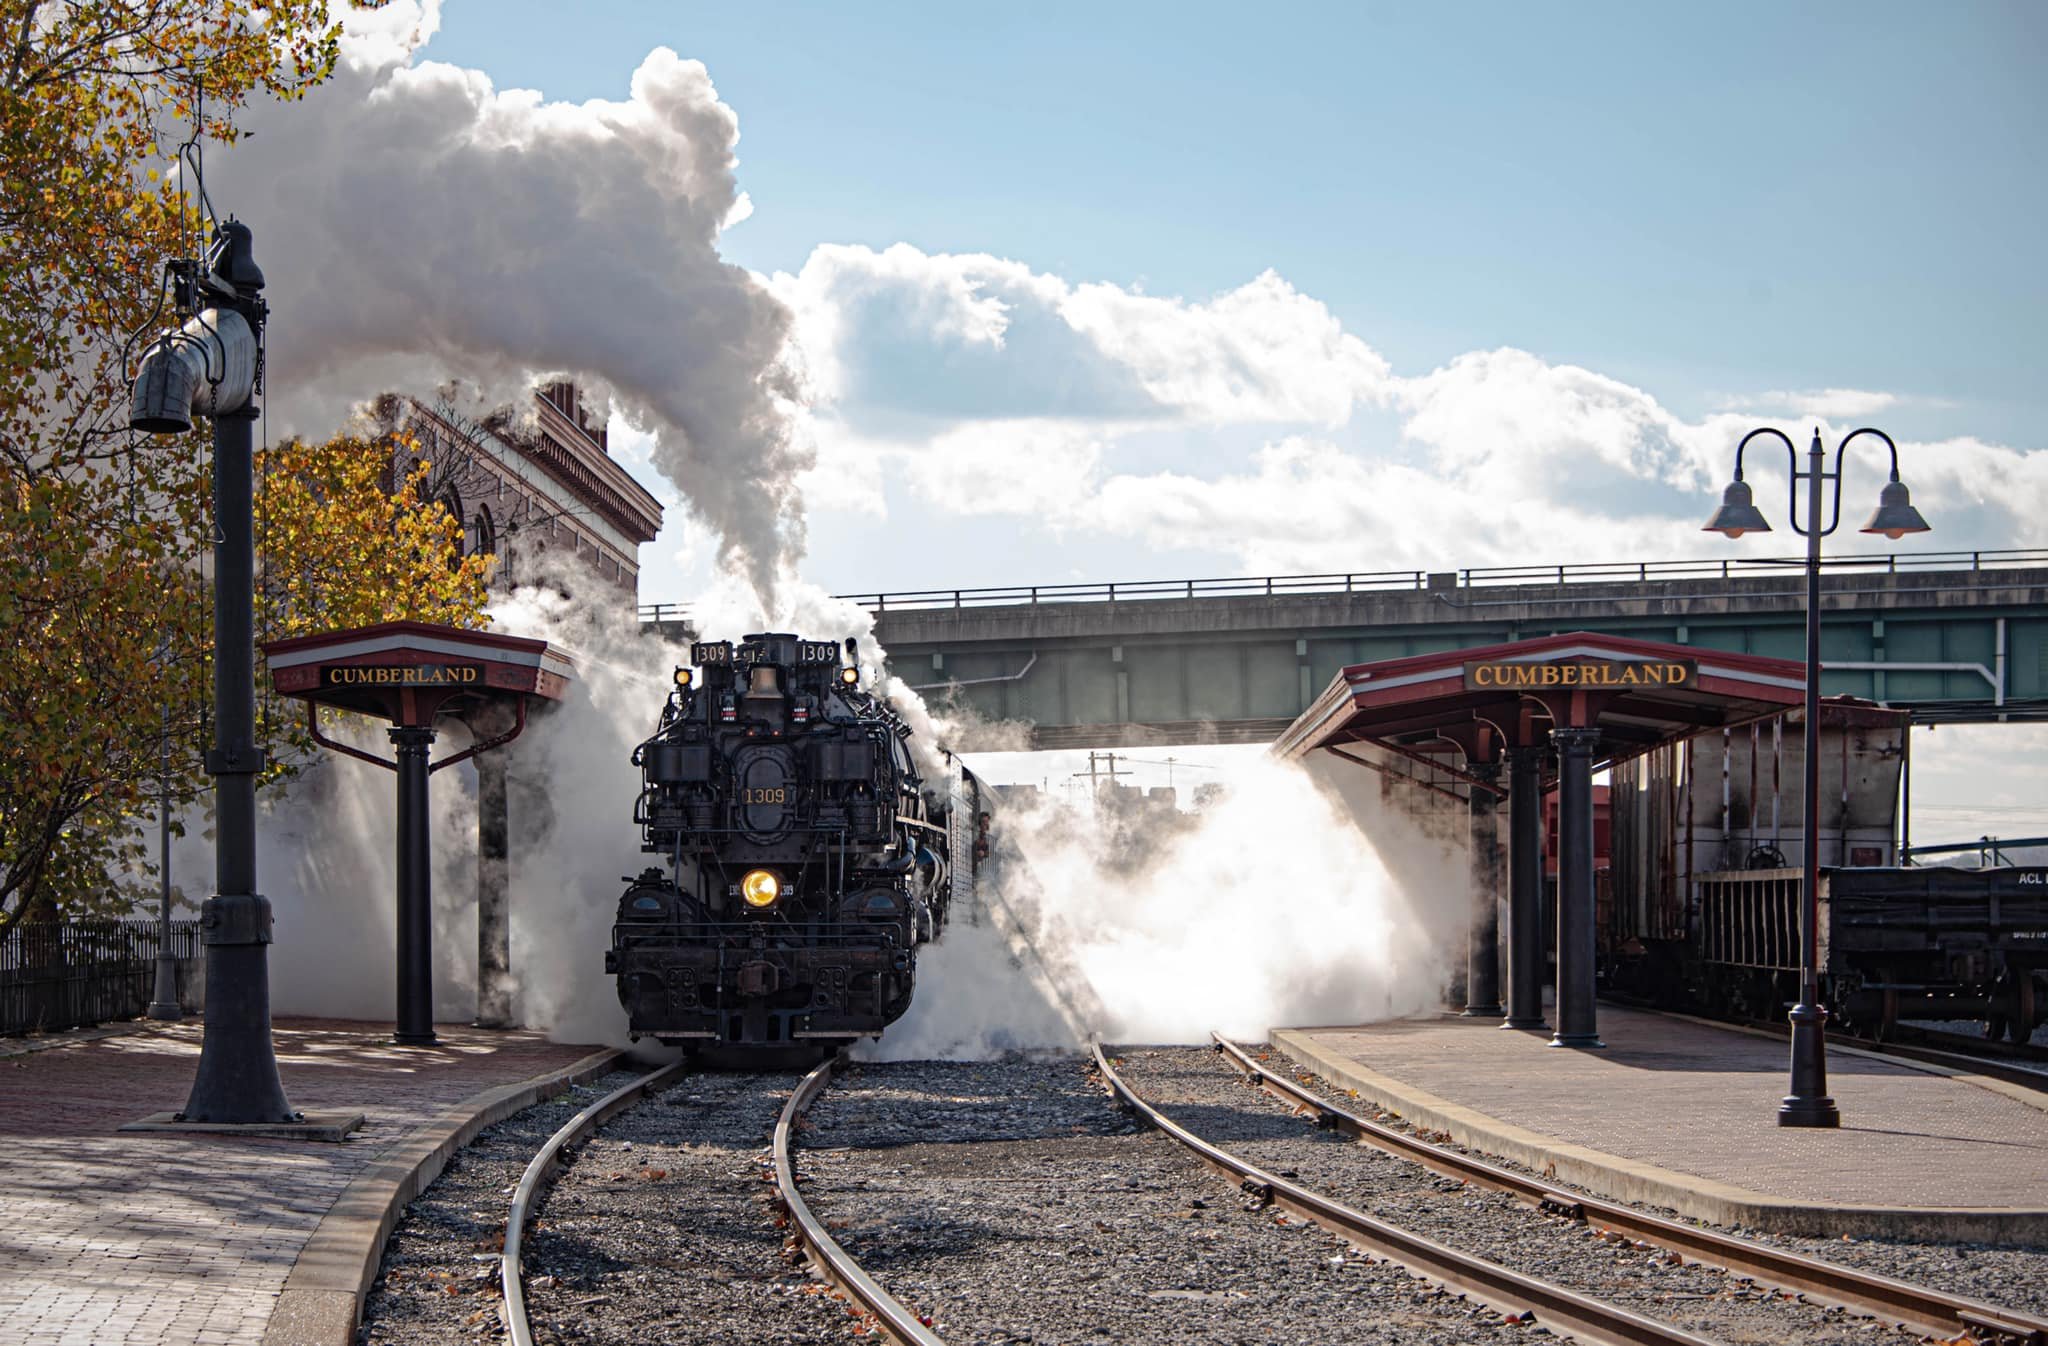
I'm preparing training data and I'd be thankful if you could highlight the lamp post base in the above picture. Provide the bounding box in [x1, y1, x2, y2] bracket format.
[1501, 1016, 1550, 1031]
[1461, 1003, 1504, 1018]
[1548, 1033, 1606, 1049]
[146, 952, 183, 1022]
[1778, 1000, 1840, 1128]
[393, 1031, 440, 1047]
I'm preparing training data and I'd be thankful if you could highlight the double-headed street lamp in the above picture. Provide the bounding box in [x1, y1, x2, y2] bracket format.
[1703, 426, 1930, 1128]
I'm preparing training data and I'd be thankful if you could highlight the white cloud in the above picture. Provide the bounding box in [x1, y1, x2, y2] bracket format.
[1724, 388, 1902, 419]
[1058, 269, 1393, 426]
[769, 244, 2045, 579]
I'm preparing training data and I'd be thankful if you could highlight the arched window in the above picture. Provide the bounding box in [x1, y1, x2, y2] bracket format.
[469, 505, 496, 559]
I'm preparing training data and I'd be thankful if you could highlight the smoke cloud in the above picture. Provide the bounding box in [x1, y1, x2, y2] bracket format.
[215, 0, 805, 603]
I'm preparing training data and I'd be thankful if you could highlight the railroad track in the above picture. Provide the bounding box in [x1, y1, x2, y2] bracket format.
[1097, 1041, 2048, 1346]
[500, 1058, 934, 1346]
[774, 1056, 946, 1346]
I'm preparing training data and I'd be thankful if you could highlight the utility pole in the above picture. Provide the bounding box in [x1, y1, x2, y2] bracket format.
[1071, 750, 1134, 794]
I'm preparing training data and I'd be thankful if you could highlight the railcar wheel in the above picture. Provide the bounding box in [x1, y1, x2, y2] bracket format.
[2010, 976, 2038, 1046]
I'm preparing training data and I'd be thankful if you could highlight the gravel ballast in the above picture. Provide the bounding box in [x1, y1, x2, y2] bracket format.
[357, 1065, 871, 1346]
[796, 1056, 1573, 1344]
[1240, 1039, 2048, 1321]
[1109, 1046, 1939, 1346]
[359, 1067, 643, 1345]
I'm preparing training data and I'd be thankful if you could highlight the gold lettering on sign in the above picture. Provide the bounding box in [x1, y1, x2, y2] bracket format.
[1463, 659, 1696, 692]
[322, 664, 483, 687]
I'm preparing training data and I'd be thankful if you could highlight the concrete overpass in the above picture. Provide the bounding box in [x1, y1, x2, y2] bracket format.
[642, 549, 2048, 749]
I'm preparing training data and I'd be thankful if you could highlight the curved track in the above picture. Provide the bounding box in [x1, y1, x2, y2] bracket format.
[500, 1057, 936, 1346]
[773, 1056, 947, 1346]
[500, 1062, 690, 1346]
[1094, 1044, 1719, 1346]
[1208, 1035, 2048, 1345]
[1098, 1042, 2048, 1346]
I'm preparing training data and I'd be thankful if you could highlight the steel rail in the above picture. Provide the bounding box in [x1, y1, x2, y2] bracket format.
[501, 1061, 691, 1346]
[774, 1056, 947, 1346]
[1212, 1036, 2048, 1346]
[1092, 1045, 1719, 1346]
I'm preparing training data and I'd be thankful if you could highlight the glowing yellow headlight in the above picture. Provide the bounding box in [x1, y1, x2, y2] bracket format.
[740, 869, 780, 908]
[674, 666, 692, 688]
[839, 666, 859, 687]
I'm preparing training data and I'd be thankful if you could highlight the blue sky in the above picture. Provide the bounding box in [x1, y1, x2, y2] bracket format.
[428, 1, 2046, 447]
[223, 1, 2045, 821]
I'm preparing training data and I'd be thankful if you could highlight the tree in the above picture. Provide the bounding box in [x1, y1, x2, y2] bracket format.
[0, 2, 498, 934]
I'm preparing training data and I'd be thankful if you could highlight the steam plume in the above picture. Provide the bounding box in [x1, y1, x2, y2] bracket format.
[215, 2, 806, 602]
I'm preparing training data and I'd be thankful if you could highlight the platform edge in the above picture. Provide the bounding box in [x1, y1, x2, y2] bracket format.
[1269, 1027, 2048, 1245]
[260, 1043, 624, 1346]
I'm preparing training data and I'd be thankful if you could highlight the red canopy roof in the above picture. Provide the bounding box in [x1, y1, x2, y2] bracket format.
[1275, 631, 1825, 770]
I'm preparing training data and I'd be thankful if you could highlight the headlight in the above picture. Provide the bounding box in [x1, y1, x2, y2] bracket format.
[839, 666, 859, 687]
[740, 869, 781, 908]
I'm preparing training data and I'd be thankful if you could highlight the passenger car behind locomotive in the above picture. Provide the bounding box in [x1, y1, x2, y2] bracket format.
[605, 632, 991, 1059]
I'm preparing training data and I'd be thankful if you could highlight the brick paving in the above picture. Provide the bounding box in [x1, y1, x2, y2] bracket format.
[0, 1018, 598, 1346]
[1293, 1007, 2048, 1209]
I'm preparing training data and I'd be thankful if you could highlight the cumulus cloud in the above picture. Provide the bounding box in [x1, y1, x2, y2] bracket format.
[214, 0, 805, 603]
[1725, 388, 1902, 419]
[772, 244, 2045, 575]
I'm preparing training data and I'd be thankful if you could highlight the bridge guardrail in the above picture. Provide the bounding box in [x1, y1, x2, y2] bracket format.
[636, 548, 2048, 622]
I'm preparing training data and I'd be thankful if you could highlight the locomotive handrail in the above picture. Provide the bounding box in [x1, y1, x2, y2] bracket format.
[638, 548, 2047, 622]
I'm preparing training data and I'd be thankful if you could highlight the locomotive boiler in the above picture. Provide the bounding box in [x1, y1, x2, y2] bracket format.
[605, 632, 991, 1059]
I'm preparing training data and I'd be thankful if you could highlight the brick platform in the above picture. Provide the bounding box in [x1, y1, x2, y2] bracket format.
[1276, 1006, 2048, 1241]
[0, 1019, 603, 1346]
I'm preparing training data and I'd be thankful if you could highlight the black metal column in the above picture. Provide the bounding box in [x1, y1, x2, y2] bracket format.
[474, 740, 513, 1028]
[1503, 744, 1549, 1030]
[147, 696, 182, 1021]
[1550, 726, 1605, 1049]
[1782, 430, 1840, 1126]
[180, 401, 295, 1123]
[1463, 761, 1503, 1017]
[391, 726, 438, 1046]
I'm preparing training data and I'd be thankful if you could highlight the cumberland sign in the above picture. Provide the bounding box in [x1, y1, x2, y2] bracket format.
[322, 664, 483, 687]
[1465, 659, 1697, 691]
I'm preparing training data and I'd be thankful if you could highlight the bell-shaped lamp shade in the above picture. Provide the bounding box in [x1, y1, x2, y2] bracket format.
[1703, 478, 1772, 538]
[1860, 478, 1931, 540]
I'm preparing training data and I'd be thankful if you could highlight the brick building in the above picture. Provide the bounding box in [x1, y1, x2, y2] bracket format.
[396, 381, 663, 601]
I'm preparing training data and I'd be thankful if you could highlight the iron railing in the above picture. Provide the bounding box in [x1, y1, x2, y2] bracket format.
[1, 919, 200, 1037]
[637, 548, 2048, 622]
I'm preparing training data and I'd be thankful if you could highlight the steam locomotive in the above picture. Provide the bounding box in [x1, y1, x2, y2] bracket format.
[605, 632, 991, 1060]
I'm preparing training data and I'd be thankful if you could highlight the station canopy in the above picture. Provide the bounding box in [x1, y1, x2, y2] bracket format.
[1274, 632, 1820, 772]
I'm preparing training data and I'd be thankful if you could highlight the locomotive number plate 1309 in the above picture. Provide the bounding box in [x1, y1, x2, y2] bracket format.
[797, 641, 838, 664]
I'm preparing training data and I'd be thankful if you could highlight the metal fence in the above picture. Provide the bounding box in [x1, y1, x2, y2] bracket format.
[0, 919, 200, 1037]
[637, 547, 2048, 622]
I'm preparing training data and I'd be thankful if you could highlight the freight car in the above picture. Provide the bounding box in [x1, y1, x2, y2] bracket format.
[1605, 703, 2046, 1042]
[605, 632, 993, 1061]
[1692, 864, 2047, 1041]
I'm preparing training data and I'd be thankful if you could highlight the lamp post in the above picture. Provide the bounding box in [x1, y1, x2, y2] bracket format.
[1703, 426, 1930, 1127]
[129, 219, 296, 1124]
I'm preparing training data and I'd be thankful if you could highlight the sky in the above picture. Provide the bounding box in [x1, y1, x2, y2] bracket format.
[412, 0, 2047, 601]
[223, 2, 2046, 832]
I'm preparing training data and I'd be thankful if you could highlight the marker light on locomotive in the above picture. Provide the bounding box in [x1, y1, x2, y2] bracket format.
[839, 666, 859, 686]
[739, 868, 781, 908]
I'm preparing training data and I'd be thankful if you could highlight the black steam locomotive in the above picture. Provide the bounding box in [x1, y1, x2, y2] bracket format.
[605, 632, 990, 1060]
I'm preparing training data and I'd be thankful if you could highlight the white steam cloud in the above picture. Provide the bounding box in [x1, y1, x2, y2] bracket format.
[216, 1, 805, 602]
